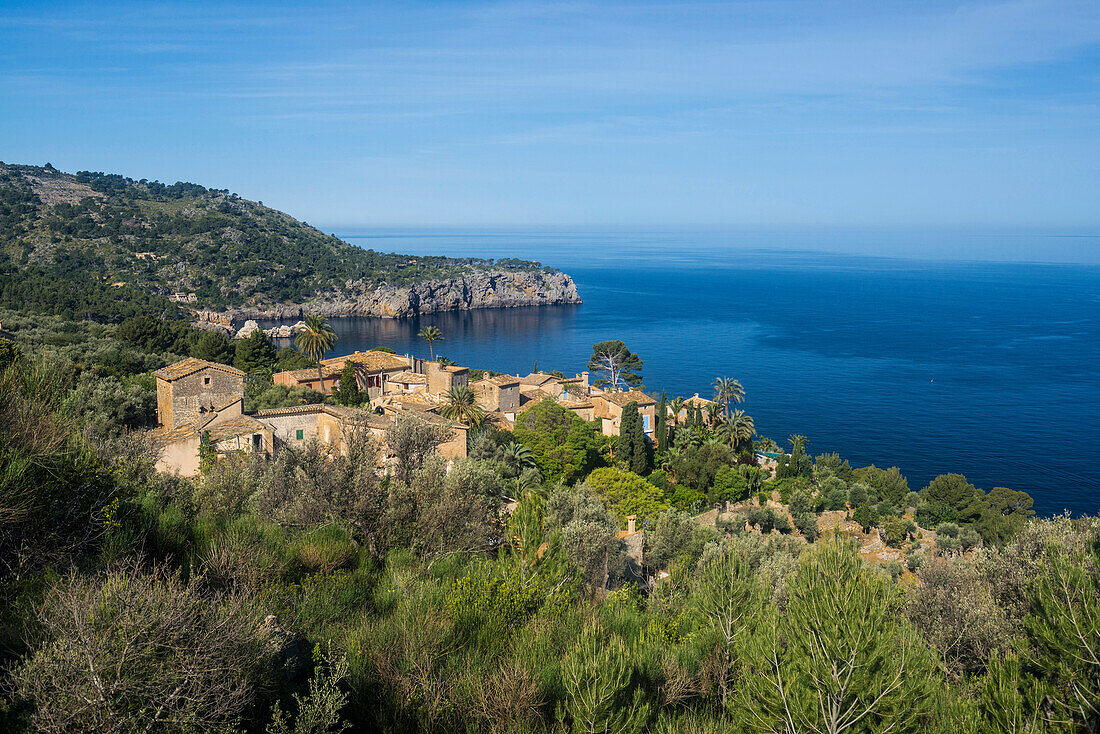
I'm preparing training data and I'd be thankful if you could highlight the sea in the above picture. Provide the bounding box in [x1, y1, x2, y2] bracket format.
[266, 228, 1100, 517]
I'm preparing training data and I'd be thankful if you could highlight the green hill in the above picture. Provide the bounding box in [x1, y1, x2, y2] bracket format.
[0, 162, 548, 319]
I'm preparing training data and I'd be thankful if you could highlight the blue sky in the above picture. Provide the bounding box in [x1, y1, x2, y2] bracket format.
[2, 0, 1099, 231]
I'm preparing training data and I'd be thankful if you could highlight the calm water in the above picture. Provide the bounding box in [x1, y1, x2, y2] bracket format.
[269, 229, 1100, 516]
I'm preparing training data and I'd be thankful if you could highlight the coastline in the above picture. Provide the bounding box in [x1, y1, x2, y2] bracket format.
[201, 269, 582, 324]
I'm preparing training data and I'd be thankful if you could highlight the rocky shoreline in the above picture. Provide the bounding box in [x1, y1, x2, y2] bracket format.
[193, 269, 581, 335]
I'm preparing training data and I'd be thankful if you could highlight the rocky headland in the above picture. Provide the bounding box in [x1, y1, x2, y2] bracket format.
[199, 269, 581, 335]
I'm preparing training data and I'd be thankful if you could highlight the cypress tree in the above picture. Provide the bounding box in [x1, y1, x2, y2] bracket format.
[336, 360, 361, 406]
[656, 393, 668, 455]
[616, 401, 649, 475]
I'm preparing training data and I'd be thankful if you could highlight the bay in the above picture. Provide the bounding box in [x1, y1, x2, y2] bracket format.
[266, 228, 1100, 517]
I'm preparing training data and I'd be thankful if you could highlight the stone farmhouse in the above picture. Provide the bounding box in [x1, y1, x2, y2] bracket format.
[273, 350, 469, 400]
[151, 353, 468, 478]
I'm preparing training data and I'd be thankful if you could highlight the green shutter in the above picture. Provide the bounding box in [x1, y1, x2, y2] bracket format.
[296, 429, 304, 440]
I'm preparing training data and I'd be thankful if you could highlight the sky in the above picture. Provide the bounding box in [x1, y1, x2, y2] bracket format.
[1, 0, 1099, 233]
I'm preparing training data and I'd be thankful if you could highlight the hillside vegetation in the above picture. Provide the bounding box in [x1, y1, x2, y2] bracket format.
[0, 313, 1097, 733]
[0, 162, 549, 317]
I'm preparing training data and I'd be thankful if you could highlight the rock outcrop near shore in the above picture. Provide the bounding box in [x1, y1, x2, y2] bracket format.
[217, 269, 581, 321]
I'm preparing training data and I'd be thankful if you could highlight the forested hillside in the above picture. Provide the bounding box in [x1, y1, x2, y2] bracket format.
[0, 162, 549, 318]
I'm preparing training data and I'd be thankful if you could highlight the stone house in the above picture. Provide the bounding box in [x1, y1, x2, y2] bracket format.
[679, 393, 721, 425]
[473, 374, 521, 420]
[273, 350, 413, 398]
[154, 357, 247, 430]
[592, 390, 658, 439]
[151, 357, 467, 478]
[384, 370, 428, 394]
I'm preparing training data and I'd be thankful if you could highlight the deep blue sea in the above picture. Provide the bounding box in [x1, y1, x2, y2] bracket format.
[283, 228, 1100, 517]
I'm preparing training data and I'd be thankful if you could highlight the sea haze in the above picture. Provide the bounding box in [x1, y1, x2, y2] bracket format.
[280, 229, 1100, 517]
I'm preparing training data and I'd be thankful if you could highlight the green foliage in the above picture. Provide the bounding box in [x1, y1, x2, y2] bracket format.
[852, 504, 879, 532]
[791, 512, 819, 541]
[615, 401, 649, 474]
[644, 509, 718, 571]
[0, 337, 22, 369]
[881, 515, 915, 547]
[266, 646, 350, 734]
[587, 340, 643, 389]
[739, 538, 940, 732]
[235, 329, 278, 375]
[585, 467, 668, 525]
[921, 473, 979, 514]
[333, 360, 362, 406]
[712, 464, 750, 503]
[667, 442, 735, 494]
[190, 329, 235, 364]
[513, 400, 603, 484]
[1, 163, 549, 313]
[447, 560, 567, 647]
[745, 507, 790, 534]
[852, 464, 910, 505]
[556, 625, 650, 734]
[1023, 550, 1100, 730]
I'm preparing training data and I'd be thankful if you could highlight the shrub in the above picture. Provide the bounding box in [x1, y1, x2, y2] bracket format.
[852, 505, 878, 533]
[12, 564, 269, 733]
[906, 557, 1013, 679]
[586, 466, 669, 524]
[792, 512, 818, 542]
[880, 515, 914, 548]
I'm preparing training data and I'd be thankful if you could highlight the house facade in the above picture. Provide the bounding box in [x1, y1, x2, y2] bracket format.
[592, 390, 658, 438]
[152, 357, 467, 478]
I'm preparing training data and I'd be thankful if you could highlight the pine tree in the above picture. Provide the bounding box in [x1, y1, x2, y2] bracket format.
[738, 537, 940, 732]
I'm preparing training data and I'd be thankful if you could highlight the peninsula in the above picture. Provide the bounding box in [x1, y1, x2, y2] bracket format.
[0, 162, 581, 321]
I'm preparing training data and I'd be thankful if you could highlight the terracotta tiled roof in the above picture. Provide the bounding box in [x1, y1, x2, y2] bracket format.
[386, 371, 427, 384]
[520, 373, 556, 387]
[320, 350, 410, 372]
[479, 374, 521, 387]
[684, 395, 717, 408]
[559, 398, 594, 409]
[206, 415, 268, 442]
[149, 414, 265, 446]
[154, 358, 245, 382]
[274, 366, 342, 382]
[599, 390, 656, 407]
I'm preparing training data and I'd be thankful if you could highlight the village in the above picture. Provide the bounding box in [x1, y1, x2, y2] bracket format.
[151, 345, 703, 477]
[150, 339, 952, 577]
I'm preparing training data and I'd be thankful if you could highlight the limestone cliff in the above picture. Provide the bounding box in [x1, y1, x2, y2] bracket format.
[217, 269, 581, 321]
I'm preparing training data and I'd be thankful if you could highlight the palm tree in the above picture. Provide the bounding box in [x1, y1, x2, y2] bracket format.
[418, 325, 443, 361]
[502, 442, 538, 472]
[713, 377, 745, 418]
[729, 410, 757, 455]
[437, 356, 455, 367]
[668, 396, 686, 426]
[294, 315, 338, 393]
[440, 385, 485, 427]
[705, 402, 724, 427]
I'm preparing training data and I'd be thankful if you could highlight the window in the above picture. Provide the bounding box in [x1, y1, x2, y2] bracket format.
[643, 415, 651, 431]
[295, 429, 304, 440]
[203, 376, 211, 386]
[252, 434, 261, 451]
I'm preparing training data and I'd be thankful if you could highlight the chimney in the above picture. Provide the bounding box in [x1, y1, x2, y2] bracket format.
[627, 515, 636, 534]
[580, 371, 589, 389]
